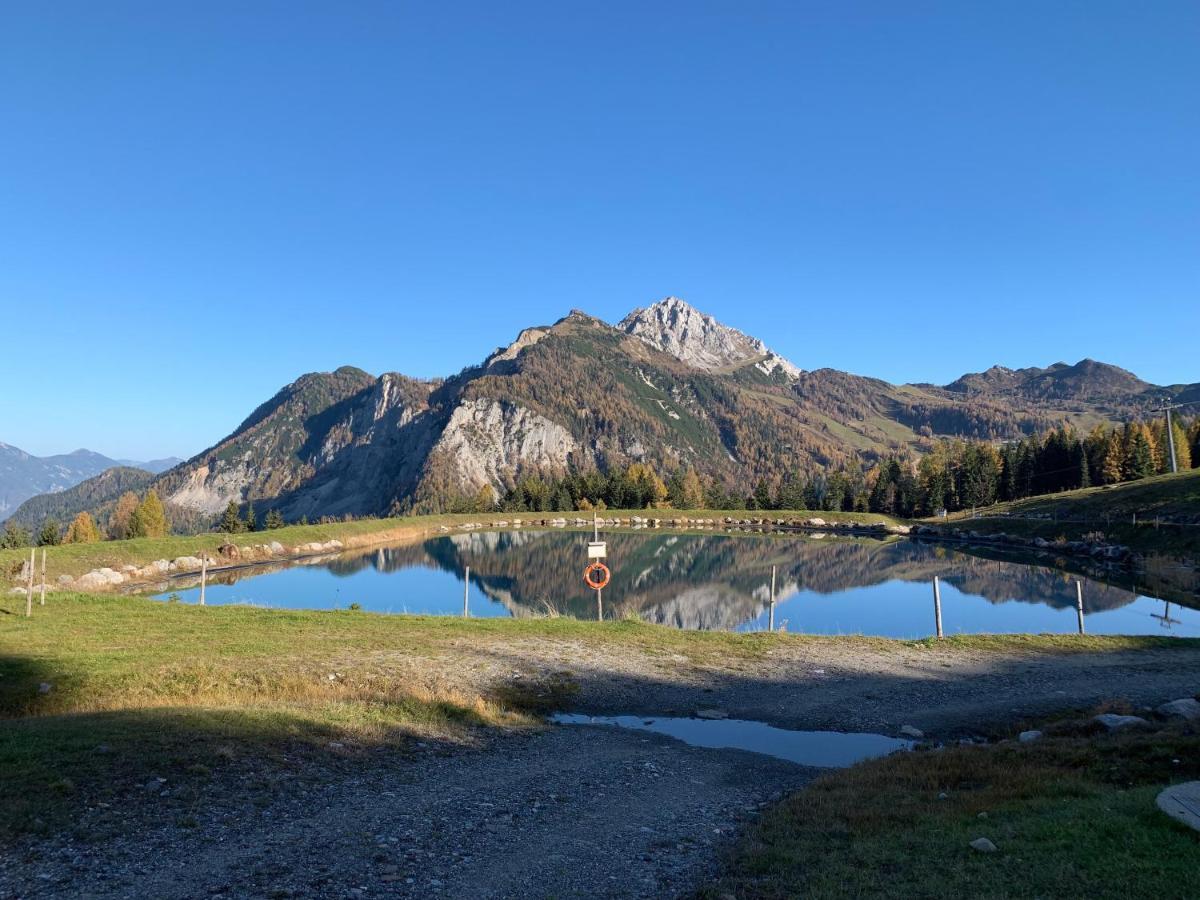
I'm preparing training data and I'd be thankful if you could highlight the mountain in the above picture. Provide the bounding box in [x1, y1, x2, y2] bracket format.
[0, 445, 184, 521]
[0, 445, 121, 520]
[23, 296, 1194, 528]
[4, 466, 157, 531]
[618, 297, 801, 381]
[943, 359, 1152, 405]
[116, 457, 184, 474]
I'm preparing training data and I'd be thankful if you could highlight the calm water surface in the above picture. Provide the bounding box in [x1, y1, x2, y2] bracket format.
[550, 714, 912, 767]
[151, 530, 1200, 639]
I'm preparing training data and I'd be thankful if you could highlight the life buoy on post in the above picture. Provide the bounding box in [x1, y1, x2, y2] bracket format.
[583, 561, 611, 591]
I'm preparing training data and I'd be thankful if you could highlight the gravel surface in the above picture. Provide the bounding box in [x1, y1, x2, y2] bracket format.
[4, 640, 1199, 899]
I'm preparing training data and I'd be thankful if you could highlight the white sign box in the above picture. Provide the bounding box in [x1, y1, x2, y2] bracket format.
[587, 541, 607, 559]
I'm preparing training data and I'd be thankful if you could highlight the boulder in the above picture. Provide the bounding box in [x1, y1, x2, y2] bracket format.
[1156, 781, 1200, 834]
[57, 574, 75, 585]
[217, 544, 240, 559]
[806, 518, 826, 527]
[168, 556, 204, 572]
[1093, 713, 1151, 732]
[969, 838, 998, 853]
[885, 524, 912, 535]
[1018, 730, 1043, 743]
[900, 725, 924, 739]
[1156, 698, 1200, 722]
[268, 541, 285, 554]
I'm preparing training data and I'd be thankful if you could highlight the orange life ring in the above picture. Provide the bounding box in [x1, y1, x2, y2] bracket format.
[583, 561, 611, 590]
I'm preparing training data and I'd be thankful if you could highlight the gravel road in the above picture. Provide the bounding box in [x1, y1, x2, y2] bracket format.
[4, 640, 1199, 899]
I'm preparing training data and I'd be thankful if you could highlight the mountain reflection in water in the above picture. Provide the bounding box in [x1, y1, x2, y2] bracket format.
[150, 531, 1200, 638]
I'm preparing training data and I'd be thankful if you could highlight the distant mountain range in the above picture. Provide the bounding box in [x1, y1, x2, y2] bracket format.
[0, 445, 180, 521]
[7, 296, 1195, 529]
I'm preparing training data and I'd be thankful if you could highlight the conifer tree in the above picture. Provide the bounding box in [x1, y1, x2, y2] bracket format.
[64, 511, 100, 544]
[220, 500, 243, 533]
[244, 502, 257, 532]
[109, 491, 140, 540]
[132, 490, 169, 538]
[38, 519, 62, 546]
[264, 509, 285, 529]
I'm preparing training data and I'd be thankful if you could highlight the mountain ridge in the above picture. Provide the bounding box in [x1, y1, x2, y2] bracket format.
[10, 297, 1195, 527]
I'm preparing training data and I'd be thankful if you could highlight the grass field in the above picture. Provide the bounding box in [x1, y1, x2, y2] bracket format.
[3, 593, 1192, 839]
[937, 469, 1200, 557]
[708, 705, 1200, 899]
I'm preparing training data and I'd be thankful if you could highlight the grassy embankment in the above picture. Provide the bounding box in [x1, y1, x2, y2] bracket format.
[0, 508, 905, 590]
[936, 469, 1200, 557]
[2, 593, 1191, 839]
[709, 702, 1200, 899]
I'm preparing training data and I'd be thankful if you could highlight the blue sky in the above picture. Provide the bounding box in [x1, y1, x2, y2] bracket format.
[1, 1, 1197, 460]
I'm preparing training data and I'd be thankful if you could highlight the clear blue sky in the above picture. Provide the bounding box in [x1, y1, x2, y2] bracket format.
[2, 1, 1197, 460]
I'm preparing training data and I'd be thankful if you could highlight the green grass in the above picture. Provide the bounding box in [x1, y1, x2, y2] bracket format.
[709, 706, 1200, 899]
[937, 469, 1200, 557]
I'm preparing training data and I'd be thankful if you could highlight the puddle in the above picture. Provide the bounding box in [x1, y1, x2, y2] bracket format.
[550, 713, 912, 767]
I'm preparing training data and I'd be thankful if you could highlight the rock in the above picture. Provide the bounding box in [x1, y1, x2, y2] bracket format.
[969, 837, 998, 853]
[1018, 730, 1043, 743]
[38, 682, 52, 694]
[1156, 698, 1200, 722]
[169, 556, 204, 572]
[1032, 537, 1050, 549]
[695, 709, 728, 720]
[1093, 713, 1151, 731]
[56, 574, 74, 585]
[1156, 781, 1200, 833]
[217, 543, 240, 559]
[884, 524, 911, 535]
[806, 517, 826, 527]
[900, 725, 924, 739]
[268, 541, 285, 554]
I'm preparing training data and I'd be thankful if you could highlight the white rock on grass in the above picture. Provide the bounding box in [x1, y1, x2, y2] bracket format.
[1156, 698, 1200, 722]
[1018, 730, 1043, 743]
[969, 837, 998, 853]
[1156, 782, 1200, 834]
[900, 725, 925, 739]
[1093, 713, 1151, 731]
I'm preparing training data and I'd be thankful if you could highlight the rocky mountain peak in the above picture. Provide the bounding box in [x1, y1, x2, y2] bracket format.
[618, 297, 801, 380]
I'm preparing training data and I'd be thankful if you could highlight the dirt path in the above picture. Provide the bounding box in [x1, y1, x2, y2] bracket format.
[4, 641, 1199, 899]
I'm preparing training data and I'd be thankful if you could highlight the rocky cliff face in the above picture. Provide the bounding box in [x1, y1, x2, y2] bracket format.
[619, 296, 802, 380]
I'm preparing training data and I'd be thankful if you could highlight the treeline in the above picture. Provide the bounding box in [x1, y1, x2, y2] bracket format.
[0, 489, 171, 549]
[468, 416, 1200, 517]
[865, 418, 1198, 518]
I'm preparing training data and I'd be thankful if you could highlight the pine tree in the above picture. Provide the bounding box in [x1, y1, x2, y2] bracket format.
[243, 502, 257, 532]
[220, 500, 243, 533]
[37, 519, 62, 546]
[678, 469, 706, 509]
[132, 490, 169, 538]
[264, 509, 285, 529]
[1126, 429, 1155, 480]
[64, 511, 101, 544]
[1101, 433, 1124, 484]
[109, 491, 140, 540]
[1, 522, 31, 549]
[1169, 420, 1192, 471]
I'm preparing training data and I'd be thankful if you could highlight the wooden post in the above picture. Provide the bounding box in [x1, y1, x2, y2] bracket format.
[768, 564, 776, 632]
[1075, 580, 1085, 635]
[463, 565, 470, 617]
[39, 548, 46, 606]
[933, 576, 944, 639]
[199, 554, 207, 606]
[25, 548, 35, 617]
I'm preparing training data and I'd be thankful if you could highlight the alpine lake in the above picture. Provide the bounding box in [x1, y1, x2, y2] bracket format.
[145, 526, 1200, 639]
